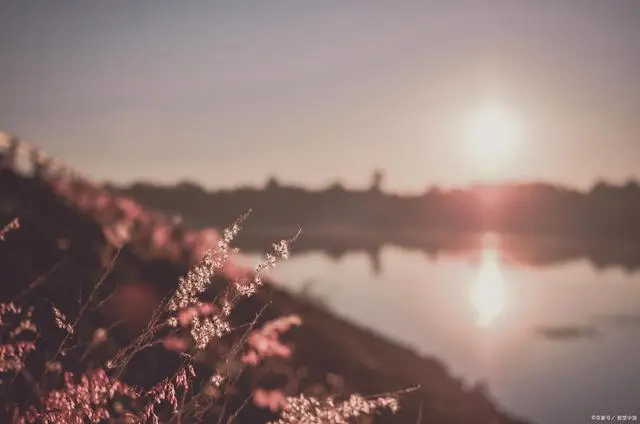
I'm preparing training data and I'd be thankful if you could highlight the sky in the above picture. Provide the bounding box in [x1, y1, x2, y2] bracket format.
[1, 1, 639, 193]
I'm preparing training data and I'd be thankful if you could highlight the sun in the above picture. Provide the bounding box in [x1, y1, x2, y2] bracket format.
[464, 101, 524, 176]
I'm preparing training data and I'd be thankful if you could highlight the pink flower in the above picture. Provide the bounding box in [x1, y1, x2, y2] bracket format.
[94, 193, 111, 211]
[253, 388, 287, 412]
[162, 336, 188, 352]
[242, 315, 301, 367]
[151, 224, 172, 249]
[241, 350, 260, 366]
[116, 197, 143, 221]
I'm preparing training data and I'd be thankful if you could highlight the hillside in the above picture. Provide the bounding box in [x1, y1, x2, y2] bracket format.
[0, 134, 529, 423]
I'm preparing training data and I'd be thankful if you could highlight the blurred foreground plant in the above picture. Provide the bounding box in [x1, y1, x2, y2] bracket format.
[0, 210, 409, 423]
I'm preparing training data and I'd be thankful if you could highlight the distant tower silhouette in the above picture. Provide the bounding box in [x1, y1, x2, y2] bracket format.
[265, 176, 281, 190]
[369, 169, 384, 193]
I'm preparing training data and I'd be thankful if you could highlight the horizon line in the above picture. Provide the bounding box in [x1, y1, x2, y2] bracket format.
[110, 174, 640, 196]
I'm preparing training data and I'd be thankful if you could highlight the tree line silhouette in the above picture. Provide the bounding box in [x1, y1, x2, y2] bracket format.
[112, 172, 640, 241]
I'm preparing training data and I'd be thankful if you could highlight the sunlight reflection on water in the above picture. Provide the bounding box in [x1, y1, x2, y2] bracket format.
[471, 233, 507, 328]
[239, 233, 640, 424]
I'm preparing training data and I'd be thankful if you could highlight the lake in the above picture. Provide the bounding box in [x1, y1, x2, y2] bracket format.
[241, 232, 640, 424]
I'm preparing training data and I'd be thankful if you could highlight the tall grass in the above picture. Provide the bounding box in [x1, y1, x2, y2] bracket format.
[0, 134, 409, 423]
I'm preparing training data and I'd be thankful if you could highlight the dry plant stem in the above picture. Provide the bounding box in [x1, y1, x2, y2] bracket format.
[25, 248, 122, 408]
[71, 247, 122, 329]
[138, 358, 196, 422]
[90, 284, 120, 312]
[13, 259, 67, 302]
[19, 367, 42, 401]
[168, 303, 272, 424]
[367, 385, 421, 399]
[0, 217, 20, 241]
[217, 398, 230, 424]
[177, 383, 188, 424]
[219, 302, 273, 374]
[78, 319, 124, 363]
[53, 247, 121, 361]
[227, 395, 252, 424]
[111, 294, 176, 377]
[112, 328, 168, 379]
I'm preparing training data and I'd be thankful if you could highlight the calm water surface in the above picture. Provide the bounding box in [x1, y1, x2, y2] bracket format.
[242, 234, 640, 424]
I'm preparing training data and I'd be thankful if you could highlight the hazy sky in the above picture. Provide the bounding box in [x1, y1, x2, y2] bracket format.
[1, 1, 639, 192]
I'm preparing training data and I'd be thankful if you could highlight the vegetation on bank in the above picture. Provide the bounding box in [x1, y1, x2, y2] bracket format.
[0, 131, 529, 423]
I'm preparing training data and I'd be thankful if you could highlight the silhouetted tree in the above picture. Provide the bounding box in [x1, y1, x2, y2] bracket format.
[176, 180, 205, 194]
[326, 181, 346, 193]
[590, 180, 613, 195]
[623, 178, 640, 193]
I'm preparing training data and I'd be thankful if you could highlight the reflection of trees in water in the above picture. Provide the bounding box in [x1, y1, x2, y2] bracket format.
[368, 245, 382, 276]
[234, 231, 640, 276]
[535, 324, 597, 341]
[322, 245, 382, 276]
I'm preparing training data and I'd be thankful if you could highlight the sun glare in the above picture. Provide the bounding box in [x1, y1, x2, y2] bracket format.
[464, 101, 524, 175]
[470, 234, 507, 327]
